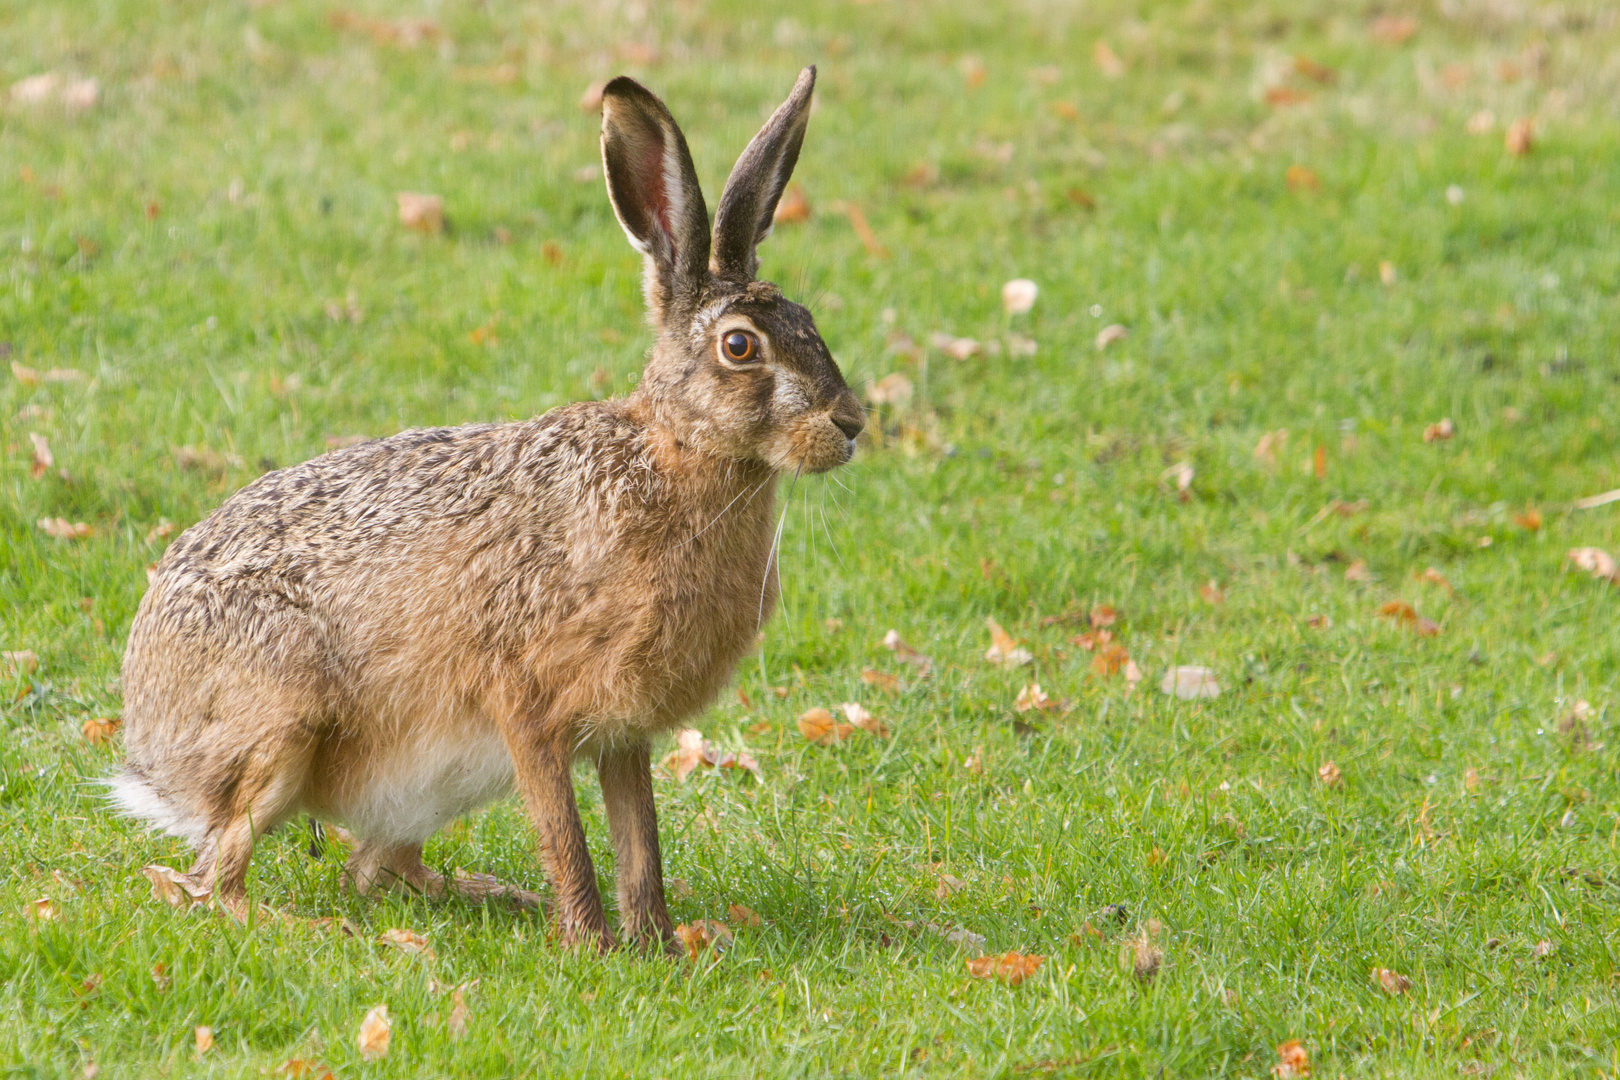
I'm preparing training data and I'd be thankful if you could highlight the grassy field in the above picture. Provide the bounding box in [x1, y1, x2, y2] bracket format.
[4, 0, 1620, 1075]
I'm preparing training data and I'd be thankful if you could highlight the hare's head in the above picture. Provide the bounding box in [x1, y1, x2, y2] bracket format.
[600, 68, 863, 475]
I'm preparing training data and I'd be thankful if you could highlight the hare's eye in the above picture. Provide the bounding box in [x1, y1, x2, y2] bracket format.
[720, 331, 759, 363]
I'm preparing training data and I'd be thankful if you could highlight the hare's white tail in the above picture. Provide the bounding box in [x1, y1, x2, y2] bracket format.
[107, 767, 208, 847]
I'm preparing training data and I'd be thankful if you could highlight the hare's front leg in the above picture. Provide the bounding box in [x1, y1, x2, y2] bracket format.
[596, 741, 678, 954]
[509, 730, 616, 952]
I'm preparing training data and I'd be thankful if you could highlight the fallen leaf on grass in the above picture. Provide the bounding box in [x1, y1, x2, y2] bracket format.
[1422, 418, 1454, 442]
[28, 433, 52, 479]
[1466, 109, 1495, 134]
[797, 707, 855, 745]
[829, 200, 887, 258]
[1344, 560, 1372, 583]
[81, 717, 120, 745]
[772, 184, 810, 225]
[860, 667, 900, 692]
[1568, 548, 1619, 584]
[1001, 278, 1038, 315]
[1199, 581, 1226, 605]
[3, 650, 39, 675]
[447, 988, 470, 1041]
[379, 928, 435, 959]
[1089, 605, 1117, 627]
[984, 617, 1033, 668]
[1317, 761, 1342, 786]
[1532, 939, 1554, 959]
[840, 701, 890, 738]
[1254, 429, 1288, 465]
[277, 1060, 334, 1080]
[142, 865, 209, 909]
[1160, 666, 1220, 700]
[25, 897, 58, 921]
[674, 919, 733, 960]
[1504, 117, 1534, 156]
[1120, 928, 1162, 981]
[1092, 644, 1143, 685]
[194, 1027, 214, 1055]
[1163, 461, 1194, 497]
[1379, 261, 1398, 286]
[1294, 56, 1336, 83]
[967, 951, 1044, 986]
[1305, 614, 1332, 629]
[1512, 507, 1542, 532]
[665, 728, 763, 780]
[929, 332, 980, 360]
[1284, 164, 1320, 189]
[1094, 323, 1128, 351]
[1272, 1040, 1311, 1078]
[1372, 967, 1412, 994]
[727, 903, 763, 928]
[1420, 567, 1454, 592]
[357, 1004, 391, 1061]
[1070, 629, 1111, 651]
[1378, 601, 1440, 636]
[962, 746, 984, 775]
[329, 12, 443, 47]
[1573, 487, 1620, 511]
[396, 192, 444, 234]
[1015, 684, 1061, 713]
[10, 73, 99, 111]
[865, 372, 913, 408]
[1092, 41, 1125, 78]
[39, 518, 92, 540]
[1369, 15, 1417, 44]
[882, 629, 933, 674]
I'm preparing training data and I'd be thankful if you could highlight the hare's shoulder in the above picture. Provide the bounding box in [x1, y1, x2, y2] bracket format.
[162, 403, 643, 572]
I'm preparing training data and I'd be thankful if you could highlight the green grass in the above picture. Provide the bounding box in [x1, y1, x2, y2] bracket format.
[4, 0, 1620, 1075]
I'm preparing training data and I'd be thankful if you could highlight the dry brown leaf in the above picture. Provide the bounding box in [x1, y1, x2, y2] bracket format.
[12, 360, 41, 386]
[1160, 666, 1220, 700]
[727, 903, 763, 928]
[773, 184, 810, 225]
[860, 667, 900, 692]
[666, 728, 706, 781]
[1199, 581, 1226, 605]
[1014, 683, 1060, 713]
[1254, 429, 1288, 465]
[1050, 99, 1080, 121]
[1369, 15, 1417, 44]
[962, 746, 984, 775]
[1284, 164, 1320, 190]
[1272, 1040, 1311, 1078]
[1466, 109, 1495, 134]
[1317, 761, 1342, 786]
[1420, 567, 1454, 592]
[1568, 547, 1619, 583]
[1266, 87, 1311, 107]
[1573, 488, 1620, 511]
[1512, 508, 1542, 532]
[194, 1027, 214, 1055]
[674, 919, 733, 961]
[396, 192, 444, 234]
[1070, 629, 1112, 651]
[39, 517, 92, 540]
[3, 649, 39, 676]
[28, 433, 52, 480]
[276, 1060, 335, 1080]
[840, 701, 890, 738]
[1089, 605, 1118, 628]
[1379, 600, 1440, 635]
[329, 12, 443, 47]
[967, 951, 1044, 985]
[26, 897, 58, 921]
[797, 707, 854, 745]
[1422, 418, 1454, 442]
[930, 332, 980, 360]
[1372, 967, 1412, 994]
[378, 927, 435, 959]
[1001, 279, 1038, 315]
[1294, 56, 1336, 83]
[984, 617, 1033, 668]
[143, 864, 209, 909]
[882, 629, 933, 674]
[1095, 324, 1129, 351]
[81, 716, 121, 746]
[1504, 117, 1534, 156]
[1092, 41, 1125, 78]
[830, 200, 886, 258]
[1344, 560, 1372, 583]
[447, 988, 470, 1041]
[1091, 643, 1131, 677]
[1379, 261, 1398, 286]
[1120, 929, 1162, 981]
[1305, 614, 1331, 629]
[959, 55, 986, 89]
[865, 372, 913, 408]
[357, 1004, 391, 1061]
[1533, 939, 1554, 959]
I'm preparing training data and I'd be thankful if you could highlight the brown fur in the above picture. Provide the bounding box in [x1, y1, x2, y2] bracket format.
[113, 68, 858, 952]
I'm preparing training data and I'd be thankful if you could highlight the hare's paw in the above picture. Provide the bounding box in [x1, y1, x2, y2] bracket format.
[450, 869, 545, 911]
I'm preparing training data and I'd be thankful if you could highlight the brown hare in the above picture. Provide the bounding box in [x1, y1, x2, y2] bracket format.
[113, 67, 861, 953]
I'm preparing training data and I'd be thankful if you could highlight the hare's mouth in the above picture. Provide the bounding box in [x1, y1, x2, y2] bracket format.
[770, 416, 858, 474]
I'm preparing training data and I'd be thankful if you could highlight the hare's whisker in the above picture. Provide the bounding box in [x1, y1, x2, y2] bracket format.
[676, 473, 772, 548]
[759, 472, 797, 631]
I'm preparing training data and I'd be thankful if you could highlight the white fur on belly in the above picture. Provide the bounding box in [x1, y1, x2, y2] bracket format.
[335, 728, 516, 845]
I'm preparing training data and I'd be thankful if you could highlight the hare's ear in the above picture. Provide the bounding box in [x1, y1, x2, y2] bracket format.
[710, 67, 815, 283]
[600, 77, 711, 325]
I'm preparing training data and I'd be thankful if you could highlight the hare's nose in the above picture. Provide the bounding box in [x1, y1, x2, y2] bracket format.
[831, 412, 864, 441]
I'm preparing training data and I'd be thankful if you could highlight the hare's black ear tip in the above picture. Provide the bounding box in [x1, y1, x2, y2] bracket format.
[601, 75, 656, 108]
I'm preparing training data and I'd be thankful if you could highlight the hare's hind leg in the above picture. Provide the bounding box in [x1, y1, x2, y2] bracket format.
[342, 841, 543, 909]
[596, 741, 678, 954]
